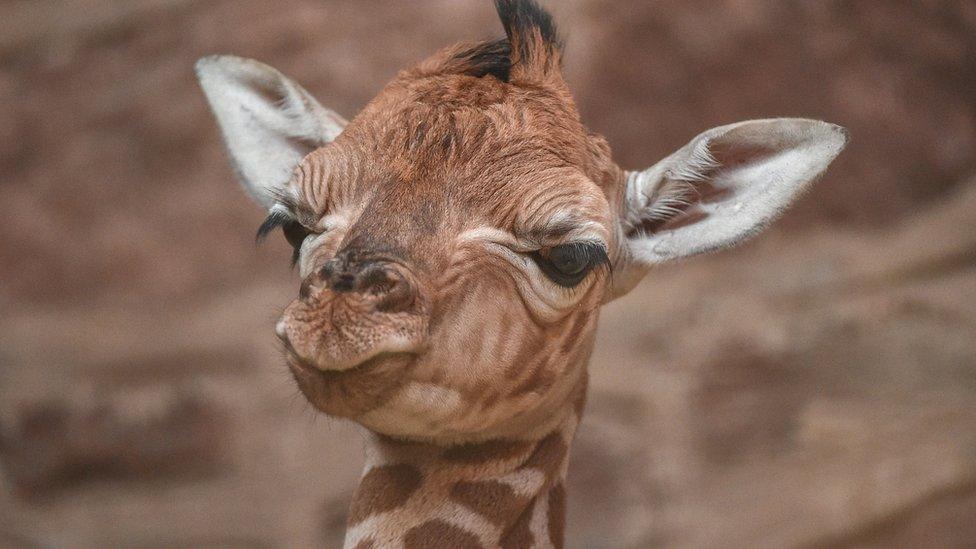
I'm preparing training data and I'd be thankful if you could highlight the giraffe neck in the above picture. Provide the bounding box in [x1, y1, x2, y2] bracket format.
[343, 403, 582, 548]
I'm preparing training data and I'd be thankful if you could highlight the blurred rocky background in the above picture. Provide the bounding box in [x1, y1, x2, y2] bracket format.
[1, 1, 974, 547]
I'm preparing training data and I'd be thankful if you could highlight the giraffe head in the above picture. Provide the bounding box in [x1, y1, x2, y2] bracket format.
[197, 0, 846, 444]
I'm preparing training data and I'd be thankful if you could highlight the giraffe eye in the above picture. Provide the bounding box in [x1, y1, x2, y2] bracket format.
[282, 220, 311, 264]
[255, 210, 316, 267]
[531, 242, 609, 288]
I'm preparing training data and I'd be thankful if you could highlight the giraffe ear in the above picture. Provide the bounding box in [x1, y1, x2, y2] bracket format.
[611, 118, 847, 297]
[195, 55, 346, 209]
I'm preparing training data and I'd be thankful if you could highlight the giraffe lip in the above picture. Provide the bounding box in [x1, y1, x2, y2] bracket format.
[285, 350, 417, 418]
[281, 337, 421, 373]
[276, 321, 399, 374]
[276, 300, 429, 372]
[285, 349, 407, 379]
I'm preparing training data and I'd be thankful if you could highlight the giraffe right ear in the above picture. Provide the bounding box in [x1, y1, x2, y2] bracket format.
[610, 118, 847, 298]
[195, 55, 346, 209]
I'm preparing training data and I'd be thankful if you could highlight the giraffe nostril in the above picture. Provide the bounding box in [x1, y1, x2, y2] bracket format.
[331, 273, 356, 292]
[356, 264, 398, 295]
[361, 267, 415, 313]
[318, 257, 360, 293]
[304, 256, 418, 311]
[319, 261, 335, 280]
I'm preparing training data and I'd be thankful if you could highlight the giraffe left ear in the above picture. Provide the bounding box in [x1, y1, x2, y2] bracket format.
[196, 55, 346, 209]
[611, 118, 848, 297]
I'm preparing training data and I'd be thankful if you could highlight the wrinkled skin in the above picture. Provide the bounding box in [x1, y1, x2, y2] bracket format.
[275, 55, 622, 443]
[197, 4, 846, 545]
[197, 3, 846, 449]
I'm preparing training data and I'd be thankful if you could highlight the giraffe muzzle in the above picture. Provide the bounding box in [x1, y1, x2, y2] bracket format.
[276, 259, 430, 373]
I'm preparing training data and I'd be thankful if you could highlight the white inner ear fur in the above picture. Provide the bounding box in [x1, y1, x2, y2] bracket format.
[195, 55, 346, 209]
[614, 118, 847, 294]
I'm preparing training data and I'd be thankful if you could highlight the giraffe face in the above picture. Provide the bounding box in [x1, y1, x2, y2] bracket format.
[271, 69, 617, 441]
[197, 2, 846, 445]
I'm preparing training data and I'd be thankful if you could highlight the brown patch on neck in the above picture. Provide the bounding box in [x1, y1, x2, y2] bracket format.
[403, 519, 483, 549]
[450, 480, 528, 527]
[347, 463, 423, 525]
[522, 431, 568, 477]
[500, 500, 535, 548]
[441, 439, 535, 464]
[548, 482, 567, 548]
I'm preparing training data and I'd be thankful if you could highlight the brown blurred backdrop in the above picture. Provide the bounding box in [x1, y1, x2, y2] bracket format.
[1, 1, 975, 547]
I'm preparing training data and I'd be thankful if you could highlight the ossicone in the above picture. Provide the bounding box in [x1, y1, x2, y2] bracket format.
[493, 0, 563, 81]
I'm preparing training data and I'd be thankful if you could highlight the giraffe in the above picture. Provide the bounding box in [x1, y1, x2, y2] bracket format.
[196, 1, 847, 546]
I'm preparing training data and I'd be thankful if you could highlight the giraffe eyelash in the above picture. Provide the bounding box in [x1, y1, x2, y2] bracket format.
[531, 241, 611, 288]
[256, 208, 293, 241]
[256, 194, 319, 242]
[256, 205, 316, 267]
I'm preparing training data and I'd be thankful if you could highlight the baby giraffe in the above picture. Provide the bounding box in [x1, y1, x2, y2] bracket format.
[197, 1, 846, 546]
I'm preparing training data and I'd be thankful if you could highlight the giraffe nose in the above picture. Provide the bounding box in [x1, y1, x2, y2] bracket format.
[300, 257, 418, 313]
[320, 256, 357, 292]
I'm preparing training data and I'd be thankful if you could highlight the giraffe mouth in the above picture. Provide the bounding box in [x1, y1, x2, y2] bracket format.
[283, 349, 417, 418]
[275, 290, 429, 373]
[286, 349, 392, 378]
[273, 280, 430, 417]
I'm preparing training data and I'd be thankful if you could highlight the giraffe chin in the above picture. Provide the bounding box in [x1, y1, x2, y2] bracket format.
[285, 351, 416, 418]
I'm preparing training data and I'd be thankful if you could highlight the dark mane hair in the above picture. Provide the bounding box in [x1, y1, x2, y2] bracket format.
[450, 39, 513, 82]
[443, 0, 563, 83]
[493, 0, 562, 67]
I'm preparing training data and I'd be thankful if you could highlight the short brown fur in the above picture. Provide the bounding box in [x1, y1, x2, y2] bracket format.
[197, 0, 847, 546]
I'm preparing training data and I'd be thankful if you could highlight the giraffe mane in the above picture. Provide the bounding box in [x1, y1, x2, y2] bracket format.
[432, 0, 564, 84]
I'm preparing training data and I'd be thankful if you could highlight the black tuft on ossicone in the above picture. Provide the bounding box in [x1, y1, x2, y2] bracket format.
[451, 39, 512, 82]
[493, 0, 563, 65]
[440, 1, 562, 83]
